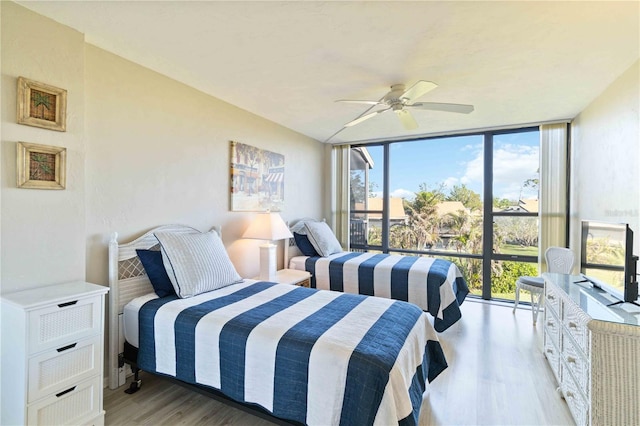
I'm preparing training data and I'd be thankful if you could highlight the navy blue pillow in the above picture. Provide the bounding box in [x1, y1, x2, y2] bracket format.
[136, 249, 176, 298]
[294, 232, 319, 257]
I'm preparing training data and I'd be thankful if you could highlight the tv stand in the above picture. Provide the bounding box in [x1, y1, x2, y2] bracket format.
[607, 299, 640, 308]
[543, 273, 640, 426]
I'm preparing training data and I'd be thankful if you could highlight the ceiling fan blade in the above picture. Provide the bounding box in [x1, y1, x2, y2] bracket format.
[336, 100, 382, 105]
[409, 102, 475, 114]
[401, 80, 438, 103]
[395, 109, 418, 130]
[344, 108, 390, 127]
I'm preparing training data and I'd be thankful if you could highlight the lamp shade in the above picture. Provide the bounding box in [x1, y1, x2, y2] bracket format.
[242, 211, 293, 241]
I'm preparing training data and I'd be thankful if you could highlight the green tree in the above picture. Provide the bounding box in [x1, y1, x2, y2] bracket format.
[403, 183, 445, 249]
[443, 210, 483, 253]
[350, 171, 366, 205]
[493, 197, 514, 209]
[367, 226, 382, 246]
[519, 169, 540, 201]
[496, 216, 538, 247]
[369, 181, 379, 198]
[389, 224, 417, 249]
[492, 261, 538, 294]
[446, 184, 482, 211]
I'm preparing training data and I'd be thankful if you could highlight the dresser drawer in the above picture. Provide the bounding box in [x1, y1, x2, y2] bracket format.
[27, 375, 102, 426]
[562, 302, 590, 356]
[545, 283, 561, 316]
[28, 295, 102, 354]
[28, 335, 102, 402]
[544, 310, 561, 350]
[562, 373, 589, 426]
[562, 335, 590, 398]
[543, 337, 561, 384]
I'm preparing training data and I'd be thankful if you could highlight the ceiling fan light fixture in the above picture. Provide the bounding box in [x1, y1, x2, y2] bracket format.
[337, 80, 474, 130]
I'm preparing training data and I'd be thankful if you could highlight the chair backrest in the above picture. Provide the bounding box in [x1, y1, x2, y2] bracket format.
[545, 246, 575, 274]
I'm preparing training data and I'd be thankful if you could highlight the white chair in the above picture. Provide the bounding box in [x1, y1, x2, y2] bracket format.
[513, 246, 575, 325]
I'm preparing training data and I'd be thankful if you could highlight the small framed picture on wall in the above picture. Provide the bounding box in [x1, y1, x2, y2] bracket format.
[16, 142, 67, 189]
[17, 77, 67, 132]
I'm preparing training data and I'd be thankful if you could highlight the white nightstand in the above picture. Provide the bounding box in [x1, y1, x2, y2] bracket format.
[256, 269, 312, 287]
[1, 281, 109, 426]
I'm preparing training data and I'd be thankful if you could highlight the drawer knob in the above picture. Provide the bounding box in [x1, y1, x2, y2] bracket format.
[566, 391, 575, 398]
[569, 321, 578, 329]
[57, 300, 78, 308]
[567, 356, 577, 364]
[56, 343, 77, 352]
[56, 386, 76, 397]
[546, 348, 554, 354]
[547, 321, 554, 327]
[548, 295, 555, 300]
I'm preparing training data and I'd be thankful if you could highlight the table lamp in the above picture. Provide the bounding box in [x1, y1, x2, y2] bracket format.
[243, 210, 293, 281]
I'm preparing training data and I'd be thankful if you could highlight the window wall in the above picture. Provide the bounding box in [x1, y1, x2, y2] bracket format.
[347, 127, 542, 301]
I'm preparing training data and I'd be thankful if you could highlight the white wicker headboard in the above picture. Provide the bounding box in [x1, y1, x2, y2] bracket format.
[107, 224, 219, 389]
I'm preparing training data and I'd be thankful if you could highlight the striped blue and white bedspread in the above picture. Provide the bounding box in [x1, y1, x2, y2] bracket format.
[305, 253, 470, 332]
[137, 280, 447, 426]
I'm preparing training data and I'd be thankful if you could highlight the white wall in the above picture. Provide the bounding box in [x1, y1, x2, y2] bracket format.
[1, 2, 86, 292]
[570, 60, 640, 258]
[1, 2, 325, 295]
[84, 45, 324, 284]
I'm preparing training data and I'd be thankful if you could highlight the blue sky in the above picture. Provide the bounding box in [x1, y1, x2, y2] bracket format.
[366, 130, 539, 201]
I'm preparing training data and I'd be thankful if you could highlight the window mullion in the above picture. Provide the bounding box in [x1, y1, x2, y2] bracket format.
[382, 143, 390, 253]
[482, 132, 493, 300]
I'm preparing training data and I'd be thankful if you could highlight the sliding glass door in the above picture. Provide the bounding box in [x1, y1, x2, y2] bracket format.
[347, 127, 541, 300]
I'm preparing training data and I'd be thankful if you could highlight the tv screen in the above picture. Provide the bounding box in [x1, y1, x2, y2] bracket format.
[581, 221, 626, 298]
[581, 220, 638, 303]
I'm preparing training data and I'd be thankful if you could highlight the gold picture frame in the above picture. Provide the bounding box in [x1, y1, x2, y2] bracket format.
[17, 142, 67, 189]
[17, 77, 67, 132]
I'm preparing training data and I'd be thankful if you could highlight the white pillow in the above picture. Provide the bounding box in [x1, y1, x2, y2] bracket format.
[304, 221, 343, 257]
[155, 230, 243, 298]
[290, 218, 318, 235]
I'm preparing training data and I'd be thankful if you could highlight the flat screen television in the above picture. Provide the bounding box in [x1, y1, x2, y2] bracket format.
[580, 220, 638, 304]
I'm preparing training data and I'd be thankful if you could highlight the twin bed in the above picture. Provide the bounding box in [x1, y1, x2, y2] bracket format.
[108, 223, 466, 425]
[286, 219, 469, 332]
[288, 252, 468, 332]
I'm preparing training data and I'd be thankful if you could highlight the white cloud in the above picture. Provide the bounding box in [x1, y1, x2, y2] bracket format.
[493, 145, 539, 199]
[391, 188, 415, 200]
[460, 143, 539, 200]
[461, 143, 483, 152]
[460, 152, 484, 184]
[443, 177, 459, 189]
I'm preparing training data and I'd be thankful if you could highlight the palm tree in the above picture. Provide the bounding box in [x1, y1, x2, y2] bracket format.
[401, 184, 446, 250]
[390, 224, 417, 249]
[443, 210, 473, 252]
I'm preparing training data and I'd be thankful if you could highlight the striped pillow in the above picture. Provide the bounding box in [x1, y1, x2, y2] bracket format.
[155, 230, 243, 298]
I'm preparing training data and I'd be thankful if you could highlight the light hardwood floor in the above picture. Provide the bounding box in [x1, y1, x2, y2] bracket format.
[104, 300, 575, 425]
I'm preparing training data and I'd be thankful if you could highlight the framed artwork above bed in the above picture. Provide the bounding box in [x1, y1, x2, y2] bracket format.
[229, 141, 284, 211]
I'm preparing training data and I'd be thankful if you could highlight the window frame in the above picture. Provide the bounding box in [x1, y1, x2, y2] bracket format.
[347, 126, 542, 300]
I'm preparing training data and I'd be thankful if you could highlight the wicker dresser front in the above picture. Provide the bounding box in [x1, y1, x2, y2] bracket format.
[543, 273, 640, 426]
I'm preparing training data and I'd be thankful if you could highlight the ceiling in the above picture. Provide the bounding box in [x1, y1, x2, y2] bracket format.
[17, 1, 640, 144]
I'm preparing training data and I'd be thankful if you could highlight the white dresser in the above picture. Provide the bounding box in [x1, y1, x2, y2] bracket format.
[543, 273, 640, 426]
[1, 281, 109, 426]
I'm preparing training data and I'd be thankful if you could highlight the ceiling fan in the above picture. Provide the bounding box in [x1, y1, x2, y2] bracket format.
[337, 80, 474, 130]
